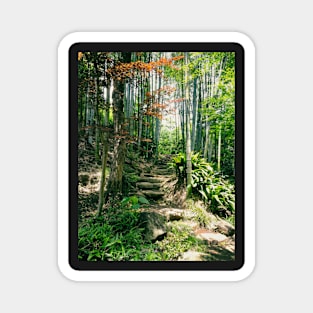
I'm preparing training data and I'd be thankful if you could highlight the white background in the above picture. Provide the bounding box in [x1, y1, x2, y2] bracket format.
[1, 0, 312, 312]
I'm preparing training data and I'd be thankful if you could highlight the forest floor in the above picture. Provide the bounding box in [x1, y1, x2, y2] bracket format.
[131, 155, 235, 261]
[78, 148, 235, 261]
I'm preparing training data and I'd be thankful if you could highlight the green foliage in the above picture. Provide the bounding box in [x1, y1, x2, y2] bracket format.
[169, 152, 186, 179]
[78, 196, 155, 261]
[158, 128, 180, 155]
[122, 170, 139, 194]
[138, 196, 150, 204]
[186, 199, 211, 227]
[170, 152, 185, 168]
[208, 176, 235, 216]
[192, 168, 235, 217]
[170, 151, 212, 173]
[226, 215, 235, 227]
[172, 152, 235, 217]
[171, 152, 184, 164]
[156, 222, 203, 260]
[78, 194, 213, 261]
[191, 152, 213, 172]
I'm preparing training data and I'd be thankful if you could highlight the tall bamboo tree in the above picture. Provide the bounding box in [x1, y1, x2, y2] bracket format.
[104, 52, 132, 200]
[184, 52, 192, 196]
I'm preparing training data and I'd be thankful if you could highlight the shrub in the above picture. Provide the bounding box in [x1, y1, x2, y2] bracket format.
[169, 152, 186, 180]
[172, 152, 235, 217]
[186, 199, 211, 227]
[78, 196, 156, 261]
[156, 222, 201, 260]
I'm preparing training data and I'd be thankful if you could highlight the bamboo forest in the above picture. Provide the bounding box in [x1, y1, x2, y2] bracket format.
[77, 51, 236, 262]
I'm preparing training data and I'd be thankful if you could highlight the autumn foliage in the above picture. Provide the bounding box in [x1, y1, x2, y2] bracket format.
[106, 55, 184, 80]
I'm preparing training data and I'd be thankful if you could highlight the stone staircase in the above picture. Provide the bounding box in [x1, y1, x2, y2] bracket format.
[135, 161, 174, 201]
[132, 157, 235, 261]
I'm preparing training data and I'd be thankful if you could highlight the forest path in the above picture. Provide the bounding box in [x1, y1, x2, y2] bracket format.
[135, 156, 186, 220]
[136, 156, 175, 201]
[134, 156, 235, 261]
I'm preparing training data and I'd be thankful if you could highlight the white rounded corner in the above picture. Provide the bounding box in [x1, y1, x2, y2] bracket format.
[58, 32, 83, 52]
[231, 31, 256, 50]
[235, 258, 256, 282]
[57, 259, 80, 282]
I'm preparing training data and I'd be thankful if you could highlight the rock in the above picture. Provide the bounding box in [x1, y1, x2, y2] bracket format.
[178, 250, 206, 261]
[137, 182, 162, 190]
[195, 230, 228, 244]
[178, 220, 199, 230]
[159, 208, 184, 221]
[219, 237, 235, 253]
[138, 211, 167, 242]
[214, 220, 235, 236]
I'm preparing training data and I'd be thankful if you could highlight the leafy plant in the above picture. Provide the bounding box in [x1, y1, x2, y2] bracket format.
[78, 196, 155, 261]
[172, 152, 235, 217]
[156, 222, 203, 260]
[226, 214, 235, 227]
[122, 169, 140, 193]
[169, 152, 186, 180]
[191, 169, 234, 216]
[186, 199, 211, 227]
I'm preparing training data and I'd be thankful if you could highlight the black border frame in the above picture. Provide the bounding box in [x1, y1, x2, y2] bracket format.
[69, 42, 244, 271]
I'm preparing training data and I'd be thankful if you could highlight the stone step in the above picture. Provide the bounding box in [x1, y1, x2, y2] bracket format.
[137, 181, 162, 190]
[152, 169, 174, 175]
[194, 230, 228, 244]
[155, 165, 170, 169]
[141, 190, 165, 200]
[140, 173, 154, 177]
[138, 176, 163, 183]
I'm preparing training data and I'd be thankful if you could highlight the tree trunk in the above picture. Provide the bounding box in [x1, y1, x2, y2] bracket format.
[137, 76, 144, 151]
[184, 53, 192, 197]
[97, 58, 111, 216]
[191, 76, 198, 151]
[195, 76, 202, 152]
[217, 125, 222, 172]
[97, 130, 109, 216]
[105, 52, 131, 199]
[94, 76, 100, 162]
[154, 68, 162, 161]
[180, 81, 185, 152]
[203, 122, 211, 160]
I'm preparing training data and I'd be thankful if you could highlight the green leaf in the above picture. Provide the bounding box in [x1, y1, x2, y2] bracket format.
[198, 189, 208, 200]
[121, 197, 130, 206]
[131, 203, 141, 210]
[205, 186, 211, 196]
[87, 250, 101, 261]
[138, 196, 149, 204]
[213, 194, 223, 206]
[228, 200, 235, 212]
[129, 196, 139, 205]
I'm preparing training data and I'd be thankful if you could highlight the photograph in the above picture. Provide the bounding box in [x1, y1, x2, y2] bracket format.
[72, 46, 241, 268]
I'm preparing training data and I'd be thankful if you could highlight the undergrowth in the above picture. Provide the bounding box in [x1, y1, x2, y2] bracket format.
[171, 152, 235, 218]
[78, 196, 208, 261]
[78, 196, 159, 261]
[186, 199, 211, 227]
[155, 221, 206, 260]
